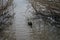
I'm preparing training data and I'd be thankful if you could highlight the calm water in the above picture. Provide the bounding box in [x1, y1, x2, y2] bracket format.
[0, 0, 60, 40]
[14, 0, 32, 40]
[14, 0, 60, 40]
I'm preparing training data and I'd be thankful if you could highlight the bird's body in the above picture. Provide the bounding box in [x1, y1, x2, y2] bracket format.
[28, 22, 32, 28]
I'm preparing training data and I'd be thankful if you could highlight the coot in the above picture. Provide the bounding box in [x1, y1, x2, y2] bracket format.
[28, 22, 32, 28]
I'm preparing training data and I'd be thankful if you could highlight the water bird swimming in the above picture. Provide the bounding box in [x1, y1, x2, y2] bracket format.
[28, 22, 32, 28]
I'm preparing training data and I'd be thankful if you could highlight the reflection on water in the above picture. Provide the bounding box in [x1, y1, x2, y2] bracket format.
[0, 0, 60, 40]
[0, 15, 16, 40]
[27, 0, 60, 40]
[0, 0, 16, 40]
